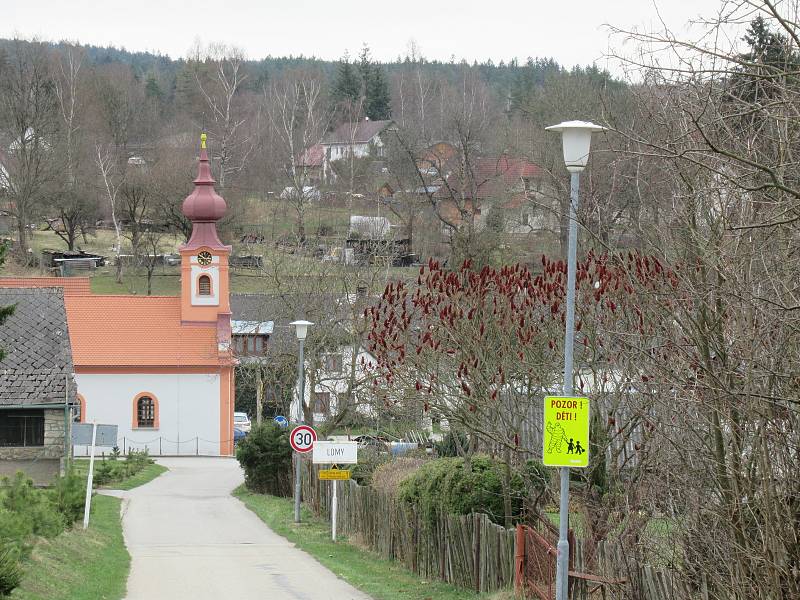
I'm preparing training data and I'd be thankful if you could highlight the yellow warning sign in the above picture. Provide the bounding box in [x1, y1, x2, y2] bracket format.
[543, 396, 590, 468]
[319, 469, 351, 480]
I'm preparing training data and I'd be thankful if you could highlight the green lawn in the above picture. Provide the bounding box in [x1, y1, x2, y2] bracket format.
[72, 460, 168, 490]
[234, 486, 488, 600]
[9, 460, 168, 599]
[10, 495, 129, 600]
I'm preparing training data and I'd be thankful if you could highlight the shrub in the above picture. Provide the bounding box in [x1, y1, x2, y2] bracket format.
[434, 430, 468, 457]
[398, 455, 531, 525]
[349, 447, 390, 486]
[48, 471, 85, 524]
[236, 423, 293, 496]
[371, 457, 428, 497]
[0, 546, 21, 596]
[1, 473, 64, 539]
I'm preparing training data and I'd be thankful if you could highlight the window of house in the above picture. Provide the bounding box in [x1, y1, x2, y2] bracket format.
[0, 410, 45, 447]
[136, 396, 156, 428]
[198, 275, 212, 296]
[312, 392, 331, 415]
[323, 353, 343, 372]
[233, 335, 267, 356]
[521, 212, 530, 226]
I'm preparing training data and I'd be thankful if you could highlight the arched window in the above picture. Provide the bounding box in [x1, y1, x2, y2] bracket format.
[198, 275, 212, 296]
[132, 393, 159, 429]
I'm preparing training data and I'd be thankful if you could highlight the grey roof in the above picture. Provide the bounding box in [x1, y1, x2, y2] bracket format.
[322, 120, 394, 145]
[0, 288, 77, 407]
[230, 293, 354, 355]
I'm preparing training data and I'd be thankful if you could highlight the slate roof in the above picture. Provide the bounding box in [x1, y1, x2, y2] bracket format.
[0, 277, 91, 295]
[0, 288, 78, 406]
[322, 120, 394, 145]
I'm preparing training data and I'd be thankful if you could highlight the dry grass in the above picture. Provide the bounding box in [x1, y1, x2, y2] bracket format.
[371, 457, 429, 497]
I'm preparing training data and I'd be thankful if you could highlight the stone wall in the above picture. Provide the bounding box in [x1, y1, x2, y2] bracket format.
[0, 409, 67, 484]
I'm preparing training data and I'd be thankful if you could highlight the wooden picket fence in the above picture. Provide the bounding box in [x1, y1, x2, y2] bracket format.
[302, 465, 702, 599]
[567, 540, 708, 600]
[303, 465, 516, 593]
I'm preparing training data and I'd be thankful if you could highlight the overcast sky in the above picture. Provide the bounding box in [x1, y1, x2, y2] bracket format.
[5, 0, 725, 67]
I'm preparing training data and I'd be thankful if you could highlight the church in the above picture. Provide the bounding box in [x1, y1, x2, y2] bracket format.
[0, 135, 236, 456]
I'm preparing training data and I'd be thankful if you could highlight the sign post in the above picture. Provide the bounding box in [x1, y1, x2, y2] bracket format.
[82, 422, 98, 530]
[312, 441, 357, 541]
[72, 422, 118, 530]
[289, 425, 317, 524]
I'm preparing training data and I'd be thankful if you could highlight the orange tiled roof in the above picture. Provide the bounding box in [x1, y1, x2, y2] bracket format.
[63, 295, 221, 367]
[0, 277, 91, 295]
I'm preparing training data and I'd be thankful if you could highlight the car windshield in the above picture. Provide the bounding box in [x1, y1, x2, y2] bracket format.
[234, 415, 247, 422]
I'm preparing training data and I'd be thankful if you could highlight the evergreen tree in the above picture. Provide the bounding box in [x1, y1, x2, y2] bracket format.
[145, 73, 163, 99]
[356, 45, 391, 120]
[331, 53, 361, 105]
[365, 65, 391, 120]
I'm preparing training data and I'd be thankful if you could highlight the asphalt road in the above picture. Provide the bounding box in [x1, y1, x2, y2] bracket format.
[111, 457, 370, 600]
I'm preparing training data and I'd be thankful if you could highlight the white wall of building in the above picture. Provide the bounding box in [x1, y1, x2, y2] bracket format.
[73, 372, 223, 456]
[290, 345, 376, 424]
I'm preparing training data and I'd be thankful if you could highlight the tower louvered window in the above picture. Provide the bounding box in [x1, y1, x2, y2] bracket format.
[198, 275, 212, 296]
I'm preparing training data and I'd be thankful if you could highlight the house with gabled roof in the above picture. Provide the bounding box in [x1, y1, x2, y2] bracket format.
[433, 155, 555, 235]
[321, 118, 395, 182]
[0, 287, 77, 483]
[0, 135, 237, 457]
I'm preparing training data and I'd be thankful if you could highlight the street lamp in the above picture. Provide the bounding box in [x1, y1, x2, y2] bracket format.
[545, 120, 605, 600]
[290, 319, 313, 523]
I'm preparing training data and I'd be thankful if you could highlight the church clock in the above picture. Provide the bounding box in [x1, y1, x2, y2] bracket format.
[197, 251, 213, 266]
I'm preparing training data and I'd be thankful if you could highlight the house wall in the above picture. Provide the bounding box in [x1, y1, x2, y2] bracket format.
[291, 346, 377, 424]
[0, 408, 66, 484]
[73, 372, 226, 456]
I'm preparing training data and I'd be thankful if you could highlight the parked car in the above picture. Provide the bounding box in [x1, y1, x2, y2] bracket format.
[352, 434, 390, 453]
[234, 412, 252, 433]
[233, 428, 247, 446]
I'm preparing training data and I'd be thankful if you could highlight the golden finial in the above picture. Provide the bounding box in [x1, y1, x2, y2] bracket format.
[200, 133, 207, 149]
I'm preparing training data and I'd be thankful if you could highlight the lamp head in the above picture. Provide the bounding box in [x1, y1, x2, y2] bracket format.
[290, 320, 314, 340]
[545, 120, 606, 172]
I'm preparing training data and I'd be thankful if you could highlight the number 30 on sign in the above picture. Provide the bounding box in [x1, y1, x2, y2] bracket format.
[290, 425, 317, 453]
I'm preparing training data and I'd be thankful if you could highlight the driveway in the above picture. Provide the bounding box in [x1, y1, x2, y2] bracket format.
[112, 457, 370, 600]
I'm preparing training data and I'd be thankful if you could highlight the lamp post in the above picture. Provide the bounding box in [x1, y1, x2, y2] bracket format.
[545, 120, 605, 600]
[290, 319, 313, 524]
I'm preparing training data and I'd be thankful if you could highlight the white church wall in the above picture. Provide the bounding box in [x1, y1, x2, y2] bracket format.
[73, 372, 223, 456]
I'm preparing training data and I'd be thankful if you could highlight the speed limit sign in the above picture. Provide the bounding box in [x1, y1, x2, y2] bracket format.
[289, 425, 317, 453]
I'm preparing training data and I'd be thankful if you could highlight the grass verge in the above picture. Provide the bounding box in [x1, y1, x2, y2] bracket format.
[234, 485, 487, 600]
[72, 461, 168, 490]
[10, 495, 129, 600]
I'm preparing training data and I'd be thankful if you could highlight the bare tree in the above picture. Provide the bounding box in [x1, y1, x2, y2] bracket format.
[0, 39, 60, 261]
[191, 43, 256, 191]
[265, 69, 331, 240]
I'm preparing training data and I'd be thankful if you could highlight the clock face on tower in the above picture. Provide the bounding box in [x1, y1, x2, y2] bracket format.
[197, 251, 213, 266]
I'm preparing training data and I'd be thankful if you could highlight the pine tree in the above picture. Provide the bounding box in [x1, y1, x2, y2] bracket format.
[365, 66, 391, 120]
[331, 54, 361, 105]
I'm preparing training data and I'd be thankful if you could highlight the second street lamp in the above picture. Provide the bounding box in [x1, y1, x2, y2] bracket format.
[545, 120, 606, 600]
[290, 319, 314, 523]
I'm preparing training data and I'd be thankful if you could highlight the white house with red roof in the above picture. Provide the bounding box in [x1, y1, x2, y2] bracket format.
[0, 135, 237, 456]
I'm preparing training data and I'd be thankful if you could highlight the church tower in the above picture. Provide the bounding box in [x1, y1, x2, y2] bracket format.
[179, 134, 232, 326]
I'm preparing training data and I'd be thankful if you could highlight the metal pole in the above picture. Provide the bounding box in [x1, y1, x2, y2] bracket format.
[556, 170, 580, 600]
[332, 478, 338, 541]
[294, 337, 305, 523]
